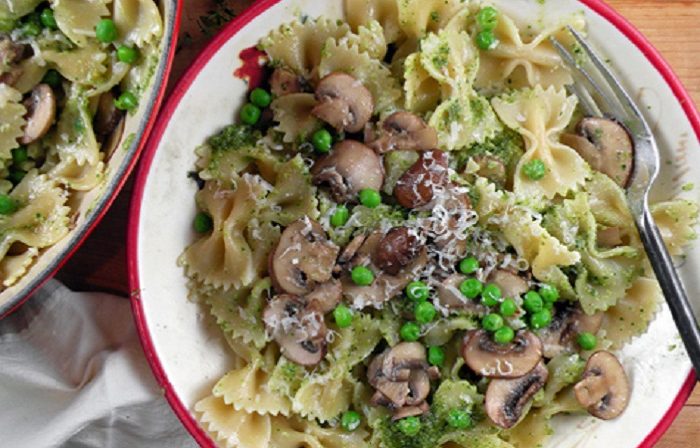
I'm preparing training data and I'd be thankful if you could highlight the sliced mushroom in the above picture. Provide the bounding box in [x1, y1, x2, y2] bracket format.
[311, 140, 384, 203]
[487, 269, 529, 299]
[472, 155, 507, 186]
[394, 150, 449, 208]
[337, 233, 366, 266]
[538, 305, 604, 358]
[19, 84, 56, 144]
[485, 362, 549, 429]
[406, 369, 431, 405]
[461, 329, 543, 379]
[342, 232, 429, 308]
[263, 294, 327, 366]
[368, 111, 438, 154]
[269, 218, 339, 295]
[270, 68, 304, 97]
[372, 226, 420, 275]
[437, 273, 487, 314]
[381, 342, 427, 378]
[561, 117, 634, 188]
[305, 279, 342, 314]
[574, 351, 630, 420]
[312, 72, 374, 133]
[94, 91, 125, 140]
[392, 402, 430, 420]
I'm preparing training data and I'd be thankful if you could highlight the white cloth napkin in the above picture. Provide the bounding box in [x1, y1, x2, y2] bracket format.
[0, 280, 196, 448]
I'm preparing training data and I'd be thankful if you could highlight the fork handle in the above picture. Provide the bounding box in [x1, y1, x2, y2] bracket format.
[638, 209, 700, 378]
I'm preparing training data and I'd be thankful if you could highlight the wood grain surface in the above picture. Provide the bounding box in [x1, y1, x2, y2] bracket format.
[54, 1, 700, 445]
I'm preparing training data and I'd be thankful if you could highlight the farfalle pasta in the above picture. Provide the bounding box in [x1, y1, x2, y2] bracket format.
[180, 2, 698, 448]
[0, 0, 162, 286]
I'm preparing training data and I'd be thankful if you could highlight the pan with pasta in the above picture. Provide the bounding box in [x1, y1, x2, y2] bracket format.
[132, 0, 700, 447]
[0, 0, 177, 314]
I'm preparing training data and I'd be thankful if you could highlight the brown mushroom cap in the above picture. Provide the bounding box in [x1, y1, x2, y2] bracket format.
[312, 72, 374, 133]
[487, 269, 529, 300]
[269, 218, 339, 295]
[262, 294, 327, 366]
[368, 111, 438, 154]
[561, 117, 634, 188]
[574, 351, 630, 420]
[341, 232, 429, 308]
[462, 329, 543, 378]
[305, 279, 342, 314]
[394, 150, 449, 208]
[311, 140, 384, 203]
[20, 83, 56, 145]
[539, 306, 603, 359]
[372, 226, 420, 275]
[270, 68, 304, 97]
[485, 361, 549, 429]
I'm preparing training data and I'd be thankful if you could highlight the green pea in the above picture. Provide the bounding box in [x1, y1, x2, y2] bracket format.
[11, 146, 28, 165]
[42, 69, 62, 89]
[475, 30, 497, 50]
[400, 322, 421, 342]
[193, 212, 213, 233]
[95, 18, 118, 43]
[40, 8, 57, 29]
[481, 283, 502, 307]
[460, 278, 483, 299]
[428, 346, 445, 367]
[114, 91, 138, 111]
[240, 103, 261, 125]
[249, 87, 272, 108]
[406, 281, 429, 302]
[459, 256, 479, 275]
[330, 206, 349, 227]
[117, 45, 139, 64]
[334, 304, 353, 328]
[577, 332, 597, 351]
[396, 416, 421, 436]
[530, 309, 553, 329]
[415, 301, 437, 324]
[22, 21, 41, 37]
[499, 298, 517, 317]
[476, 6, 499, 31]
[358, 188, 381, 208]
[523, 159, 546, 180]
[9, 168, 26, 185]
[311, 128, 332, 153]
[523, 291, 544, 313]
[0, 195, 17, 215]
[539, 284, 559, 303]
[494, 326, 515, 344]
[351, 266, 374, 286]
[447, 409, 473, 429]
[341, 410, 361, 432]
[482, 313, 504, 332]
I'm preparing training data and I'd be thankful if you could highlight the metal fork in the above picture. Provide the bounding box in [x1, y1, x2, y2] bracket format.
[552, 27, 700, 377]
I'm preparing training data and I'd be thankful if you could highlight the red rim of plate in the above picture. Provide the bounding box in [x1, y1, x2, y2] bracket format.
[128, 0, 698, 446]
[0, 1, 184, 319]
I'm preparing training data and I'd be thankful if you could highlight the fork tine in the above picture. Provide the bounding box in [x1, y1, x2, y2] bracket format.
[550, 38, 602, 116]
[551, 35, 624, 119]
[566, 26, 650, 131]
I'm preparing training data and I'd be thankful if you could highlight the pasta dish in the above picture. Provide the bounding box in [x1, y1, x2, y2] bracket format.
[179, 1, 698, 447]
[0, 0, 162, 287]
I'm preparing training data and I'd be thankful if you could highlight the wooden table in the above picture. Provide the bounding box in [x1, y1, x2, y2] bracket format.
[54, 1, 700, 445]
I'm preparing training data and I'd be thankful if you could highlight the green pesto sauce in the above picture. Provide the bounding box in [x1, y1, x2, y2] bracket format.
[208, 124, 261, 152]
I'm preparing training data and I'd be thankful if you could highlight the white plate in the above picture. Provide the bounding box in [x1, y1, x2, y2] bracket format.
[129, 1, 700, 446]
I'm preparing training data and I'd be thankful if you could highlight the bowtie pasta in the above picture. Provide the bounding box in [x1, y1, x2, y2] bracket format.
[179, 1, 698, 447]
[0, 0, 162, 287]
